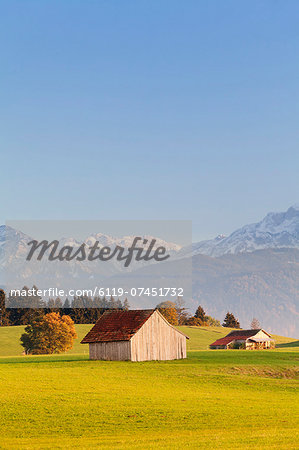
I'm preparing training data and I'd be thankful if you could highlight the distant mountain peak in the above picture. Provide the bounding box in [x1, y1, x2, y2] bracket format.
[192, 205, 299, 257]
[215, 234, 226, 241]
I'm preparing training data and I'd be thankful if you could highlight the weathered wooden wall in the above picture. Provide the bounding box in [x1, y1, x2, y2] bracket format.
[88, 310, 187, 361]
[130, 310, 187, 361]
[89, 341, 131, 360]
[254, 330, 271, 339]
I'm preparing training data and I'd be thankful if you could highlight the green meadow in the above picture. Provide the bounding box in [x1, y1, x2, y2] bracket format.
[0, 324, 297, 357]
[0, 325, 298, 449]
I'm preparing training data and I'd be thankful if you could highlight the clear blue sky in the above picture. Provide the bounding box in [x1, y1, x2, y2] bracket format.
[1, 0, 299, 241]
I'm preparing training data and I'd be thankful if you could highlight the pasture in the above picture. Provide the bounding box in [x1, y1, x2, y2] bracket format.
[0, 325, 298, 449]
[0, 324, 297, 357]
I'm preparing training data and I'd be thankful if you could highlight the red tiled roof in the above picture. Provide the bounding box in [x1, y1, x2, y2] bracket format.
[209, 329, 267, 347]
[81, 309, 155, 343]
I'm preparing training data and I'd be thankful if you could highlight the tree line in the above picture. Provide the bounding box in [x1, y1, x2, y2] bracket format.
[156, 301, 241, 328]
[0, 288, 129, 326]
[1, 288, 245, 329]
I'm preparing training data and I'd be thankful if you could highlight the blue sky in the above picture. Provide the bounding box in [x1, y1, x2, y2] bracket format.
[1, 0, 299, 241]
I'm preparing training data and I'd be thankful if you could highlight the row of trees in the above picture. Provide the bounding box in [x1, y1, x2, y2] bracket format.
[157, 301, 221, 327]
[157, 302, 261, 330]
[2, 289, 261, 330]
[6, 287, 129, 310]
[0, 289, 130, 326]
[221, 313, 260, 329]
[2, 289, 221, 327]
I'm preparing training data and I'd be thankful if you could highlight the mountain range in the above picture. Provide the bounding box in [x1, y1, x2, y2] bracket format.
[1, 205, 299, 337]
[185, 204, 299, 257]
[187, 205, 299, 337]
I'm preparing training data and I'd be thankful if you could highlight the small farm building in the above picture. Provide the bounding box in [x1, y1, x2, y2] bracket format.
[210, 329, 275, 349]
[81, 309, 189, 361]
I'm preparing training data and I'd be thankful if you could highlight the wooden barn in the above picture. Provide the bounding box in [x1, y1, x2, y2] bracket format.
[81, 309, 189, 361]
[210, 329, 275, 350]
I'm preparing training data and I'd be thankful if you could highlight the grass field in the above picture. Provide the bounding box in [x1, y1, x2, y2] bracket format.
[0, 325, 298, 449]
[0, 324, 297, 357]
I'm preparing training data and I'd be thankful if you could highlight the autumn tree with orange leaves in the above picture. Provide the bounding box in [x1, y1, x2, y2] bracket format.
[21, 312, 77, 354]
[156, 301, 179, 325]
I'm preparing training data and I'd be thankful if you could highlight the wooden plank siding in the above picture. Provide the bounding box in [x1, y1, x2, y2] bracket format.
[130, 310, 187, 361]
[89, 341, 131, 360]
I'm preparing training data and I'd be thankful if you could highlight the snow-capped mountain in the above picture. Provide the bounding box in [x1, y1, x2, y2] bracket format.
[191, 205, 299, 257]
[0, 226, 181, 285]
[0, 226, 33, 266]
[2, 205, 299, 265]
[0, 226, 189, 310]
[84, 233, 181, 252]
[0, 226, 181, 255]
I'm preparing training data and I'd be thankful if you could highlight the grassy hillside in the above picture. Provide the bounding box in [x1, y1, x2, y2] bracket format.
[0, 324, 92, 357]
[0, 324, 297, 357]
[0, 351, 298, 449]
[178, 326, 299, 351]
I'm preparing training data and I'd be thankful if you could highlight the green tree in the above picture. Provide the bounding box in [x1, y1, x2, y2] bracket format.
[7, 286, 45, 308]
[20, 312, 77, 354]
[71, 296, 85, 323]
[194, 305, 206, 322]
[123, 298, 130, 311]
[0, 290, 10, 326]
[108, 296, 117, 309]
[63, 298, 71, 309]
[48, 298, 55, 308]
[222, 312, 240, 329]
